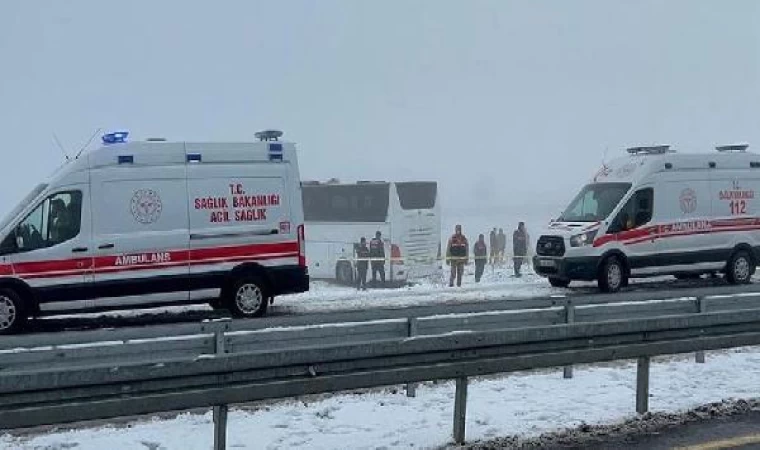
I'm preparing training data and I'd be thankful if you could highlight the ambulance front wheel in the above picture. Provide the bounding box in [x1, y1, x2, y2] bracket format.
[0, 288, 27, 335]
[726, 250, 753, 285]
[598, 256, 627, 293]
[227, 275, 269, 318]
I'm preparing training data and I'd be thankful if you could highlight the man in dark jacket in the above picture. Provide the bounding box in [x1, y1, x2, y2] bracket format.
[489, 228, 497, 264]
[447, 225, 469, 287]
[513, 222, 529, 277]
[355, 237, 370, 290]
[369, 231, 386, 286]
[473, 233, 488, 282]
[496, 228, 506, 264]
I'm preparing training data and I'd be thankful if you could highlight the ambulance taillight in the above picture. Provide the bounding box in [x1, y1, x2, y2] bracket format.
[297, 224, 306, 267]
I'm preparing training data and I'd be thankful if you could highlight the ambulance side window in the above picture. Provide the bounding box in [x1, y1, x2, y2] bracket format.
[609, 188, 653, 233]
[14, 191, 82, 252]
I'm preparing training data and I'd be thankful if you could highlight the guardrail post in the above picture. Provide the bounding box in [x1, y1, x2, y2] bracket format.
[209, 319, 231, 450]
[406, 317, 418, 397]
[213, 404, 228, 450]
[636, 356, 650, 415]
[695, 296, 707, 364]
[453, 377, 468, 445]
[563, 302, 575, 379]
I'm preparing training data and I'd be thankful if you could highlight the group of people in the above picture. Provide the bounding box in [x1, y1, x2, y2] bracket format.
[351, 223, 531, 291]
[445, 222, 530, 287]
[353, 231, 386, 290]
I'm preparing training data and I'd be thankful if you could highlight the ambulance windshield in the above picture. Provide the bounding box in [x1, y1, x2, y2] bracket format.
[559, 182, 631, 222]
[0, 183, 48, 232]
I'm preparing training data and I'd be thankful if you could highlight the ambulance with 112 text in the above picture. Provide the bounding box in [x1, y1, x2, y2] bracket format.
[534, 144, 760, 292]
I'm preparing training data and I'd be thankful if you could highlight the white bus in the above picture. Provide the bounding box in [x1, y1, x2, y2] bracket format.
[302, 181, 441, 285]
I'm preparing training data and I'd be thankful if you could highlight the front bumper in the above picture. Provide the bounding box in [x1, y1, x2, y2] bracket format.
[532, 255, 599, 281]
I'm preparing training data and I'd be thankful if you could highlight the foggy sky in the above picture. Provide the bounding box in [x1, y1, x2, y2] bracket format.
[1, 0, 758, 221]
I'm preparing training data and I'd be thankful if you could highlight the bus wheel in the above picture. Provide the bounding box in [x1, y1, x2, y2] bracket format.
[548, 277, 570, 288]
[0, 288, 27, 335]
[598, 256, 626, 293]
[227, 275, 269, 318]
[726, 250, 753, 285]
[336, 262, 354, 285]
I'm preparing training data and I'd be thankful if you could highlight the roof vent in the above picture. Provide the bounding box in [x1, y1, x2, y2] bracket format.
[626, 145, 672, 155]
[255, 129, 283, 142]
[716, 143, 749, 152]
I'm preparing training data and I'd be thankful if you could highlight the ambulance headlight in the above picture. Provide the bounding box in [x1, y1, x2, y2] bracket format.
[570, 230, 598, 247]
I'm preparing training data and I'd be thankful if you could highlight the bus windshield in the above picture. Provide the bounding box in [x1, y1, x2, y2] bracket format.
[0, 183, 48, 232]
[559, 182, 631, 222]
[302, 183, 390, 222]
[396, 182, 437, 210]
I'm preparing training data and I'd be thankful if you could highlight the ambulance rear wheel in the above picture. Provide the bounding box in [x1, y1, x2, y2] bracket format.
[0, 288, 27, 335]
[548, 277, 570, 288]
[598, 256, 626, 293]
[228, 275, 269, 318]
[726, 250, 753, 285]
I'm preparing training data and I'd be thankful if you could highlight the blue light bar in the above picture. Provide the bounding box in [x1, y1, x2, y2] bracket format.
[102, 131, 129, 145]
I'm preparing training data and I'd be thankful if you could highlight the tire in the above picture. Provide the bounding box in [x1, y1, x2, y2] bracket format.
[548, 277, 570, 288]
[0, 288, 27, 335]
[598, 256, 626, 293]
[726, 250, 753, 285]
[336, 262, 354, 285]
[226, 275, 269, 318]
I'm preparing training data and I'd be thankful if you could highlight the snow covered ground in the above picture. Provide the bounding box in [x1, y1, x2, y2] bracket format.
[41, 264, 564, 325]
[4, 347, 760, 450]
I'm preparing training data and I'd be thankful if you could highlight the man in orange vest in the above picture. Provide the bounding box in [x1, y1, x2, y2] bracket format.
[446, 224, 469, 287]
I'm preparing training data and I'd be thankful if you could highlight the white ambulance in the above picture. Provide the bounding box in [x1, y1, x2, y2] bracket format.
[0, 130, 308, 334]
[534, 144, 760, 292]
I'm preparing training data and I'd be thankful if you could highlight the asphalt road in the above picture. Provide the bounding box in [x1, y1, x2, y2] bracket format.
[582, 411, 760, 450]
[18, 276, 760, 335]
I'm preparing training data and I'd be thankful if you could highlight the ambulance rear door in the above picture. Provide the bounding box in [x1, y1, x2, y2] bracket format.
[185, 143, 295, 298]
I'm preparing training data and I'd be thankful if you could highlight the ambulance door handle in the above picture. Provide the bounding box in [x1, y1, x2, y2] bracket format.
[72, 247, 89, 253]
[98, 243, 115, 250]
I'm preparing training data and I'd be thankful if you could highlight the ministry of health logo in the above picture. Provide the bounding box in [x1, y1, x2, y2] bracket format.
[679, 188, 697, 214]
[130, 189, 163, 224]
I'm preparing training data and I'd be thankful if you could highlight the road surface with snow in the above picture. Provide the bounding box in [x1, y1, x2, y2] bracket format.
[27, 264, 746, 334]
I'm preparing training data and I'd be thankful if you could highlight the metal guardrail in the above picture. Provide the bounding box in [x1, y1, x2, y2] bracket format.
[3, 292, 760, 448]
[1, 310, 760, 445]
[3, 284, 760, 372]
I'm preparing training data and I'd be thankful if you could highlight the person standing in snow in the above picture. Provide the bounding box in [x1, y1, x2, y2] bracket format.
[473, 233, 488, 282]
[447, 225, 469, 287]
[369, 231, 386, 286]
[489, 228, 497, 264]
[354, 237, 370, 291]
[497, 228, 507, 265]
[513, 222, 529, 277]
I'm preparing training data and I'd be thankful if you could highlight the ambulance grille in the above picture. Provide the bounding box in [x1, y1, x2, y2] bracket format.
[536, 236, 565, 257]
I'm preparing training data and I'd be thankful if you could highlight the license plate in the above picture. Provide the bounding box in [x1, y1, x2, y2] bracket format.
[539, 258, 556, 268]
